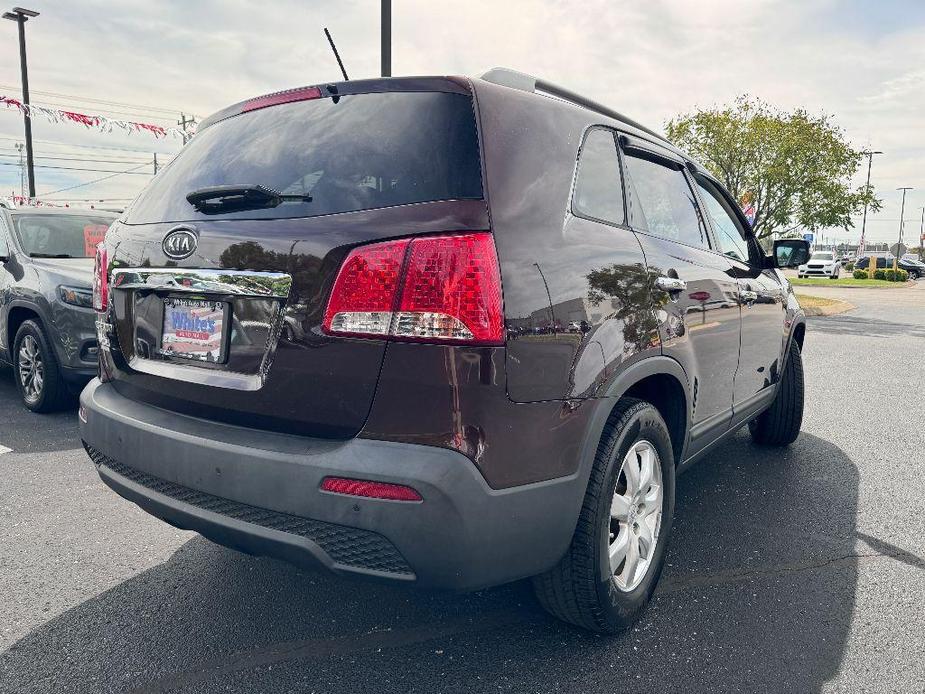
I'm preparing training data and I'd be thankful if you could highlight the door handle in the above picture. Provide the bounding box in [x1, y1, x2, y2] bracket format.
[741, 289, 758, 305]
[655, 276, 687, 293]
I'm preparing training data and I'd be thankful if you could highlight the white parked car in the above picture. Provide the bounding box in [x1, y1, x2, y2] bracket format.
[798, 251, 840, 279]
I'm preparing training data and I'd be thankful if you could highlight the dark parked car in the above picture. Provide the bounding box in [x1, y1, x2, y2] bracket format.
[0, 205, 117, 411]
[855, 254, 922, 278]
[79, 69, 809, 633]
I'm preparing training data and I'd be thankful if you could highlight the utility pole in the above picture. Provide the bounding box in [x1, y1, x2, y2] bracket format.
[381, 0, 391, 77]
[895, 187, 913, 271]
[177, 113, 195, 145]
[153, 152, 158, 175]
[858, 150, 883, 260]
[15, 141, 24, 197]
[919, 207, 924, 262]
[3, 7, 39, 199]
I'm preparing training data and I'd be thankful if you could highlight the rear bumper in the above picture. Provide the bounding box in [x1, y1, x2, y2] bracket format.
[79, 379, 583, 591]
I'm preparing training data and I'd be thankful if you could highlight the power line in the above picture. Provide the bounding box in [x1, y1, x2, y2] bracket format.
[0, 134, 179, 155]
[39, 163, 153, 196]
[0, 161, 153, 174]
[0, 152, 165, 165]
[0, 83, 193, 116]
[24, 99, 180, 123]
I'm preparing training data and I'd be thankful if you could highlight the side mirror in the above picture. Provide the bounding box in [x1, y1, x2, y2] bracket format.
[0, 241, 9, 263]
[771, 239, 810, 269]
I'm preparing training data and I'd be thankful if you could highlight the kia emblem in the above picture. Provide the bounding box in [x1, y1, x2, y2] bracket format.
[162, 227, 198, 260]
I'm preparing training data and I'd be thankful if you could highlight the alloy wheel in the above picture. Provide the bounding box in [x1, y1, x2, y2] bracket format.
[18, 335, 44, 403]
[608, 440, 663, 592]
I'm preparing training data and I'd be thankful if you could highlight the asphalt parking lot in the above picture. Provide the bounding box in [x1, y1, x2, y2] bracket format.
[1, 286, 924, 694]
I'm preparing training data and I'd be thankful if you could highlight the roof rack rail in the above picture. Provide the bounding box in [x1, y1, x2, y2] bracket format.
[479, 67, 671, 145]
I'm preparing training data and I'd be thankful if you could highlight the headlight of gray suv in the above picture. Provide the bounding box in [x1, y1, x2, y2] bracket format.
[57, 285, 94, 308]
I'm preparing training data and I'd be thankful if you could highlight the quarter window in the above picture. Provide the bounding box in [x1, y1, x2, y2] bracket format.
[623, 154, 708, 249]
[696, 180, 752, 263]
[572, 129, 625, 225]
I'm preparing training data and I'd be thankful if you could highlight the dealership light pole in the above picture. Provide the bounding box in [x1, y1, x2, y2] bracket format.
[895, 187, 913, 271]
[858, 150, 882, 262]
[381, 0, 390, 77]
[3, 7, 39, 199]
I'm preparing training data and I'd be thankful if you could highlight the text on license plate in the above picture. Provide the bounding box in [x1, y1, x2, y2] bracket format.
[160, 297, 226, 363]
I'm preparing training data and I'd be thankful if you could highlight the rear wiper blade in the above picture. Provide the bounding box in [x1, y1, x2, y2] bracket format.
[30, 253, 75, 258]
[186, 184, 311, 213]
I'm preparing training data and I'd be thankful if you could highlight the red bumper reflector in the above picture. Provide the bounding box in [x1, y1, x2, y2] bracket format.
[320, 477, 423, 502]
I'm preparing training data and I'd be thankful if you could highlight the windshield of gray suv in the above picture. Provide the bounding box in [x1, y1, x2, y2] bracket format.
[124, 91, 483, 224]
[12, 214, 113, 258]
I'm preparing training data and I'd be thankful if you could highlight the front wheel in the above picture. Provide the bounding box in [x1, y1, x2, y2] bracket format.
[749, 339, 804, 446]
[532, 398, 676, 633]
[13, 319, 69, 413]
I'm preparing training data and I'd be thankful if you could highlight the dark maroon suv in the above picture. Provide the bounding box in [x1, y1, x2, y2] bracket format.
[79, 68, 810, 632]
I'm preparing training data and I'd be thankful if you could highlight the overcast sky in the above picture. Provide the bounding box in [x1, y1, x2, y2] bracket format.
[2, 0, 923, 243]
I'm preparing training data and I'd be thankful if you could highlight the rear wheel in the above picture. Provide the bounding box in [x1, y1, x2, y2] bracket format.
[13, 319, 69, 413]
[532, 398, 675, 633]
[749, 339, 804, 446]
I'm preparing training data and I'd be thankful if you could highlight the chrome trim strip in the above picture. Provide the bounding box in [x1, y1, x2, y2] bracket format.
[127, 356, 265, 391]
[111, 268, 292, 299]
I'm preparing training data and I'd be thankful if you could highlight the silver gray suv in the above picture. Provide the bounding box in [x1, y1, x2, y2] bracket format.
[0, 204, 117, 411]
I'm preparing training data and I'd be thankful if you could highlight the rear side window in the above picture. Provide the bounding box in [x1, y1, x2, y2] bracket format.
[572, 128, 625, 225]
[696, 179, 752, 263]
[125, 92, 482, 224]
[623, 154, 709, 249]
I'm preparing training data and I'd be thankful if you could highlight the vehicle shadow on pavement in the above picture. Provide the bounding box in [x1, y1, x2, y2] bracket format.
[0, 431, 858, 694]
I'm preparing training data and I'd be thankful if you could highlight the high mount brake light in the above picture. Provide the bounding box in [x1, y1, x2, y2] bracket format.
[323, 232, 504, 346]
[242, 86, 323, 113]
[92, 246, 108, 312]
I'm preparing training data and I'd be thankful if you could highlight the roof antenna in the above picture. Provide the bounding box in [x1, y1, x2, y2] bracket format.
[324, 28, 349, 81]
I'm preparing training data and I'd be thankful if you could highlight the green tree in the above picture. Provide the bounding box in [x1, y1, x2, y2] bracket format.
[666, 96, 880, 240]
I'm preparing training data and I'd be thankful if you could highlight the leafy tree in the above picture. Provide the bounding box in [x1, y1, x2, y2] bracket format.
[666, 96, 880, 240]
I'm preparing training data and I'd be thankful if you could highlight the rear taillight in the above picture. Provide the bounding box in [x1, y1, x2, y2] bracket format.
[323, 232, 504, 345]
[92, 246, 108, 312]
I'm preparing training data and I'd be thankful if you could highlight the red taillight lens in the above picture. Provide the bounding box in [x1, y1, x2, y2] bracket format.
[320, 477, 423, 502]
[395, 233, 504, 344]
[323, 238, 410, 338]
[322, 232, 504, 346]
[92, 246, 108, 312]
[242, 86, 323, 113]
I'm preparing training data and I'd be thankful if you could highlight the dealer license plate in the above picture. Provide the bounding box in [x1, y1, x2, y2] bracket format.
[160, 297, 227, 363]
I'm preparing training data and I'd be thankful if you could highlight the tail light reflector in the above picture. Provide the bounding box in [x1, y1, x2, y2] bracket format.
[320, 477, 422, 502]
[323, 232, 504, 345]
[92, 246, 108, 312]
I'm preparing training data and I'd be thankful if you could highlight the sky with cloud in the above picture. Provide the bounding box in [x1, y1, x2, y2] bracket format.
[2, 0, 923, 244]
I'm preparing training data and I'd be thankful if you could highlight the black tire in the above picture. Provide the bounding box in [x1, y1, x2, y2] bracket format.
[12, 319, 70, 413]
[749, 338, 804, 446]
[532, 398, 676, 633]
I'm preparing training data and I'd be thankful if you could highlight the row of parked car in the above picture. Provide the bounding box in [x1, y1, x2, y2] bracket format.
[797, 250, 925, 279]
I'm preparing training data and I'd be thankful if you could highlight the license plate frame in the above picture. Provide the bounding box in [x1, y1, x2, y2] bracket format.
[159, 296, 230, 364]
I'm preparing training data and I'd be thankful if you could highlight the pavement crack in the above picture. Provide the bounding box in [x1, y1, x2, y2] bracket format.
[657, 547, 917, 595]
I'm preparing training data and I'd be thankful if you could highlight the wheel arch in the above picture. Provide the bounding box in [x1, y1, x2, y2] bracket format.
[5, 303, 47, 359]
[586, 357, 691, 470]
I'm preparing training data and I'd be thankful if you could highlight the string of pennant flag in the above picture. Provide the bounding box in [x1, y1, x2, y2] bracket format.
[0, 95, 193, 140]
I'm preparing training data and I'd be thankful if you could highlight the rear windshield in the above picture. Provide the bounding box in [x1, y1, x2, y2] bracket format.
[12, 214, 113, 258]
[125, 91, 482, 224]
